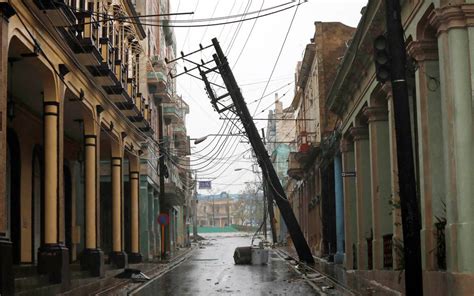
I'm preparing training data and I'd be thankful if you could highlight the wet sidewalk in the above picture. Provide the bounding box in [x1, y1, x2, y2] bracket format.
[58, 247, 194, 296]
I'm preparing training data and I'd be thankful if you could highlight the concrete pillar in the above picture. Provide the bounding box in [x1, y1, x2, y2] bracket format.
[387, 94, 403, 270]
[147, 189, 155, 258]
[363, 106, 391, 270]
[0, 4, 15, 295]
[408, 39, 445, 271]
[139, 180, 149, 260]
[109, 148, 127, 268]
[430, 5, 474, 275]
[84, 136, 97, 250]
[334, 154, 345, 264]
[44, 102, 59, 244]
[37, 101, 70, 288]
[350, 126, 372, 270]
[80, 134, 104, 277]
[341, 138, 356, 269]
[112, 158, 121, 252]
[128, 169, 142, 263]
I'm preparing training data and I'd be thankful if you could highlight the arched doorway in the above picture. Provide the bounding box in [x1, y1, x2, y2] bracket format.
[7, 129, 21, 264]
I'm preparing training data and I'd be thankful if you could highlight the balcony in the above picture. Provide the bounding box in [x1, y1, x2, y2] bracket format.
[174, 136, 190, 156]
[163, 181, 185, 207]
[33, 0, 76, 27]
[147, 70, 167, 88]
[163, 103, 182, 124]
[128, 111, 153, 136]
[152, 87, 173, 104]
[173, 126, 187, 140]
[65, 11, 103, 67]
[147, 55, 168, 94]
[287, 152, 304, 180]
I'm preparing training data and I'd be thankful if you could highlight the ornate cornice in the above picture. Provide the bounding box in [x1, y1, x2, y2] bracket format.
[349, 126, 369, 141]
[407, 40, 439, 62]
[429, 4, 474, 35]
[363, 106, 388, 122]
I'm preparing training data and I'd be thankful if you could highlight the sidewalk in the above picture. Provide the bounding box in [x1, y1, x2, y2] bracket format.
[279, 246, 402, 296]
[59, 247, 195, 296]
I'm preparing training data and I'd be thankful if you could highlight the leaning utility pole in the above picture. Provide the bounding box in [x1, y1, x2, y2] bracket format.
[206, 38, 314, 264]
[385, 1, 423, 294]
[166, 38, 314, 264]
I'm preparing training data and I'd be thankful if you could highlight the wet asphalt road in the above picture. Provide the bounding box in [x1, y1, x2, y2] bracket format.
[136, 233, 318, 296]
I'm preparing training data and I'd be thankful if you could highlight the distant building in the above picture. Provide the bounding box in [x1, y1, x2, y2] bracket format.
[266, 94, 296, 243]
[196, 193, 237, 227]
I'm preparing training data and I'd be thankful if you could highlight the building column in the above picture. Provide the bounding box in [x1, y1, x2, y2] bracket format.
[0, 4, 15, 295]
[407, 39, 445, 271]
[363, 106, 391, 270]
[387, 94, 403, 270]
[334, 154, 344, 264]
[37, 101, 70, 288]
[341, 138, 356, 269]
[80, 134, 104, 276]
[147, 189, 155, 259]
[128, 169, 142, 263]
[350, 126, 372, 270]
[109, 155, 127, 268]
[430, 5, 474, 275]
[139, 180, 150, 260]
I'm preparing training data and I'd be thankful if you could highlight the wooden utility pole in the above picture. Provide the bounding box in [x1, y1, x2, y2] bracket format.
[166, 37, 314, 264]
[385, 1, 423, 294]
[202, 38, 314, 264]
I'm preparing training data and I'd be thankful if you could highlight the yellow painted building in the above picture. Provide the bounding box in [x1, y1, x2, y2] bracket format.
[0, 0, 192, 294]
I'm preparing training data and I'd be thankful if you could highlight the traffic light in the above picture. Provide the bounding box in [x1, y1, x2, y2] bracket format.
[373, 35, 391, 83]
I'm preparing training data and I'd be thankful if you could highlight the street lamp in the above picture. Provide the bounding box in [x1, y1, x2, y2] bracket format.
[192, 133, 244, 145]
[234, 168, 253, 172]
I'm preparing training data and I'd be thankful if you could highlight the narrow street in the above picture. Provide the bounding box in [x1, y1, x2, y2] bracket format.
[133, 233, 318, 296]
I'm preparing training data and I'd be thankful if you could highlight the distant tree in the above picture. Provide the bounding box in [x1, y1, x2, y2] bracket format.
[234, 183, 264, 226]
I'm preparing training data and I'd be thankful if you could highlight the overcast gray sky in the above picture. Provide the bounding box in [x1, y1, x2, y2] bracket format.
[171, 0, 367, 195]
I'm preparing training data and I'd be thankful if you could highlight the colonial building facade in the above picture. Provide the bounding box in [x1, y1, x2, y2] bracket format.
[283, 0, 474, 295]
[0, 0, 192, 294]
[285, 21, 355, 259]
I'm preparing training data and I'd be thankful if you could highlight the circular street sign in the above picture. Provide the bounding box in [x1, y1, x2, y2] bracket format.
[158, 213, 170, 225]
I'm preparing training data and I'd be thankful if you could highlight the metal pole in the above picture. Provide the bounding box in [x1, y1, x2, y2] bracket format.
[158, 101, 166, 258]
[192, 189, 198, 241]
[263, 184, 267, 241]
[385, 1, 423, 294]
[264, 177, 277, 244]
